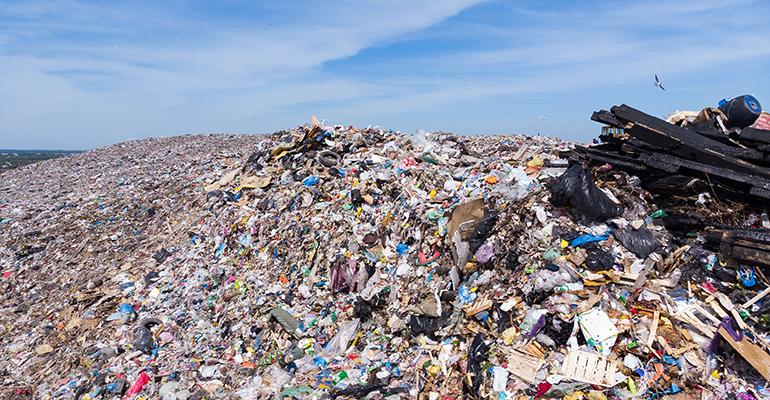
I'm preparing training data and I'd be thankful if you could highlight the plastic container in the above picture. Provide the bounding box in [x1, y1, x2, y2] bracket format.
[718, 95, 762, 129]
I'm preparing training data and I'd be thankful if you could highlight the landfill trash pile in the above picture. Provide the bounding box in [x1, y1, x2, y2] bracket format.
[2, 105, 770, 399]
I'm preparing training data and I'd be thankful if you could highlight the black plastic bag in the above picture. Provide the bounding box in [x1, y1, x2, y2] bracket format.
[613, 227, 659, 259]
[331, 383, 385, 399]
[465, 334, 489, 397]
[133, 318, 161, 354]
[350, 188, 364, 206]
[550, 165, 621, 221]
[583, 243, 615, 271]
[408, 312, 450, 340]
[152, 248, 172, 264]
[505, 251, 520, 271]
[541, 317, 572, 348]
[353, 288, 388, 321]
[469, 209, 498, 253]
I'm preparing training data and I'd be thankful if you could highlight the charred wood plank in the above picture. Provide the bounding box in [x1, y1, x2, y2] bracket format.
[611, 104, 770, 176]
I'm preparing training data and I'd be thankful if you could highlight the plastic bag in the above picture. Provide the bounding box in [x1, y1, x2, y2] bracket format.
[123, 371, 150, 399]
[465, 334, 489, 395]
[331, 259, 358, 293]
[569, 232, 609, 247]
[323, 318, 360, 356]
[613, 227, 659, 259]
[583, 243, 615, 271]
[408, 129, 437, 151]
[469, 210, 498, 253]
[330, 384, 385, 399]
[133, 318, 161, 354]
[408, 312, 449, 340]
[549, 165, 621, 221]
[475, 242, 495, 263]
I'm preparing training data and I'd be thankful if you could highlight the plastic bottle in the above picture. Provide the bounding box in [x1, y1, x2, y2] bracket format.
[554, 282, 583, 293]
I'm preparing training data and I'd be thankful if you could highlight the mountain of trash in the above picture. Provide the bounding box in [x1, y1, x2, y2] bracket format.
[2, 100, 770, 400]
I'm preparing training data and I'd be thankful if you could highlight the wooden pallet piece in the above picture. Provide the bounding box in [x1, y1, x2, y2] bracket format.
[559, 350, 617, 387]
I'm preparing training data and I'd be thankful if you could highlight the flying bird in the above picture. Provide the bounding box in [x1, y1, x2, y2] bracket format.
[538, 116, 546, 120]
[654, 74, 665, 91]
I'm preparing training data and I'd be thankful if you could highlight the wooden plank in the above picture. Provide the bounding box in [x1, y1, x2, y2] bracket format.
[645, 310, 660, 349]
[715, 293, 750, 331]
[559, 351, 617, 387]
[523, 341, 546, 359]
[672, 311, 716, 338]
[657, 335, 674, 355]
[693, 305, 721, 324]
[743, 287, 770, 309]
[718, 326, 770, 380]
[505, 350, 543, 384]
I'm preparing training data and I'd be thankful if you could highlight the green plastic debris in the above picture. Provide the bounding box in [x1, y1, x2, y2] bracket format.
[421, 154, 439, 165]
[426, 209, 444, 222]
[543, 249, 560, 261]
[333, 370, 349, 384]
[279, 385, 313, 398]
[649, 209, 667, 219]
[270, 307, 302, 338]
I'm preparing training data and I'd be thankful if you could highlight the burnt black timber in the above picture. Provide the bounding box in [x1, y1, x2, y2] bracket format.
[741, 127, 770, 145]
[643, 152, 770, 194]
[572, 146, 646, 171]
[591, 110, 622, 127]
[724, 245, 770, 265]
[610, 104, 770, 176]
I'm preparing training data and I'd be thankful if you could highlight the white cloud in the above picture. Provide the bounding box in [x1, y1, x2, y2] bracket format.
[0, 0, 486, 148]
[1, 0, 769, 148]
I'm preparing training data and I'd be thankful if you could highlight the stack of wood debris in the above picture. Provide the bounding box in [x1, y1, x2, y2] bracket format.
[572, 98, 770, 267]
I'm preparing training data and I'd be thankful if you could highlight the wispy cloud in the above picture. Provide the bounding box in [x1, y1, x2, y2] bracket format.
[1, 0, 769, 148]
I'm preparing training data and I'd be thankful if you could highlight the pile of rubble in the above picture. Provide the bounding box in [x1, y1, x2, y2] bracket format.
[1, 101, 770, 399]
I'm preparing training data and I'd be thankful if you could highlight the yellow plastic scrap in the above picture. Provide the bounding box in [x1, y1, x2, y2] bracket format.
[586, 392, 607, 400]
[381, 212, 393, 227]
[502, 326, 519, 345]
[429, 189, 438, 198]
[563, 392, 585, 400]
[463, 261, 478, 274]
[627, 376, 637, 394]
[583, 270, 621, 286]
[526, 157, 544, 168]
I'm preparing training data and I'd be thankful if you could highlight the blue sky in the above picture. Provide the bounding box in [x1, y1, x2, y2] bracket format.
[1, 0, 769, 149]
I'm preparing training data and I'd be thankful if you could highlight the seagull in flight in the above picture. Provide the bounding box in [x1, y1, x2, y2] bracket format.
[654, 74, 665, 91]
